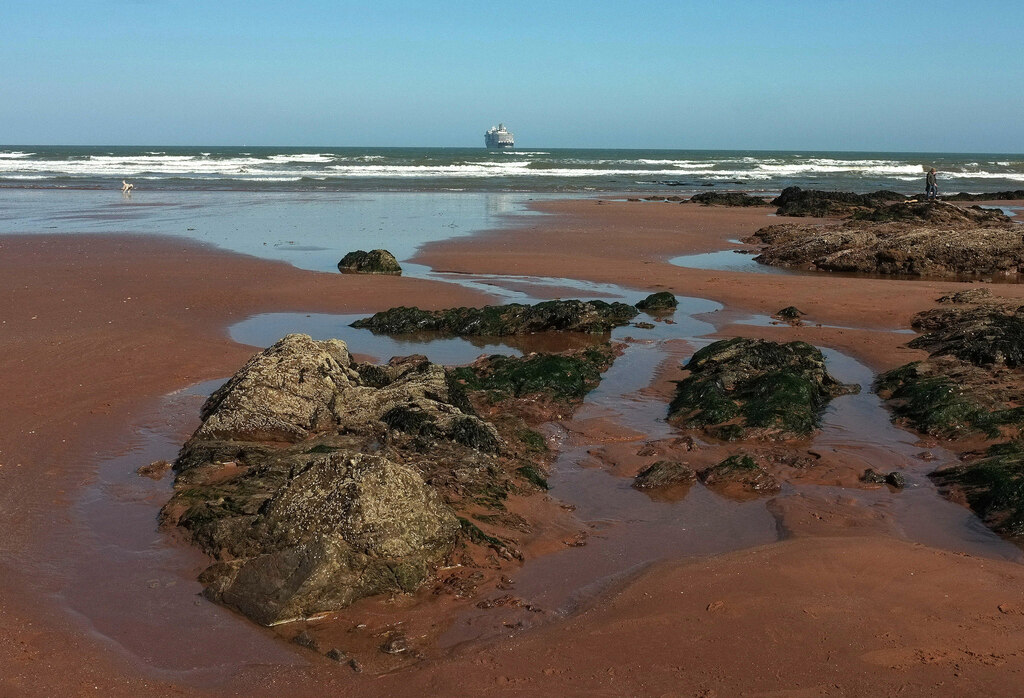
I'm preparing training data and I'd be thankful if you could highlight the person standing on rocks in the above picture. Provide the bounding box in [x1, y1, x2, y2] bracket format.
[926, 168, 938, 201]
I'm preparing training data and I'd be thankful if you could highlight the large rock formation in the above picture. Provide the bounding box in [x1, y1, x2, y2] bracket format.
[352, 299, 638, 336]
[668, 338, 858, 440]
[162, 334, 617, 626]
[745, 203, 1021, 278]
[772, 186, 907, 217]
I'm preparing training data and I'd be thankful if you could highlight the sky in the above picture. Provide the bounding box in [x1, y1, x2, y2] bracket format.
[2, 0, 1022, 152]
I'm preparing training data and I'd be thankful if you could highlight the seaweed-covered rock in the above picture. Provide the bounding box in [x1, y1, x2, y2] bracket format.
[850, 202, 1011, 225]
[352, 300, 638, 336]
[699, 454, 780, 495]
[772, 187, 907, 217]
[632, 460, 696, 490]
[745, 206, 1021, 278]
[689, 192, 771, 207]
[668, 338, 858, 440]
[450, 344, 617, 401]
[338, 249, 402, 275]
[909, 304, 1024, 368]
[875, 358, 1022, 439]
[162, 334, 606, 626]
[635, 292, 678, 311]
[930, 441, 1024, 539]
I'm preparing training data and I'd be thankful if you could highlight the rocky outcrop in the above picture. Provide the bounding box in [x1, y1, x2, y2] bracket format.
[942, 190, 1024, 201]
[745, 204, 1021, 278]
[632, 460, 696, 490]
[338, 249, 402, 275]
[699, 454, 780, 495]
[689, 192, 771, 207]
[668, 338, 858, 440]
[773, 306, 805, 324]
[772, 187, 907, 217]
[450, 345, 617, 402]
[352, 300, 638, 336]
[635, 292, 678, 311]
[162, 334, 616, 626]
[931, 441, 1024, 540]
[877, 297, 1024, 439]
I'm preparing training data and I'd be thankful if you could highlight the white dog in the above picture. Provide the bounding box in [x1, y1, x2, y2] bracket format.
[121, 179, 134, 193]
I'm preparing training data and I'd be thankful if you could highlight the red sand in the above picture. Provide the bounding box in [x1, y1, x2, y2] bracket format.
[4, 201, 1024, 696]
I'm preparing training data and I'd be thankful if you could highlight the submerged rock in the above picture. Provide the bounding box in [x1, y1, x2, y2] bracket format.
[699, 454, 780, 495]
[338, 249, 402, 275]
[161, 334, 613, 626]
[931, 441, 1024, 539]
[351, 299, 638, 336]
[668, 337, 858, 440]
[772, 187, 907, 217]
[689, 192, 771, 207]
[635, 291, 678, 311]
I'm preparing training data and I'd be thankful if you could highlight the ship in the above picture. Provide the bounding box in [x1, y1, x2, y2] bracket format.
[484, 123, 515, 148]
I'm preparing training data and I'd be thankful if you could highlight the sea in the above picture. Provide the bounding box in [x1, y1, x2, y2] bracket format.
[1, 146, 1023, 195]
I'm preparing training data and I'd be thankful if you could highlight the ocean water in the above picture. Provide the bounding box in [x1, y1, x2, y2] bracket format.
[1, 146, 1022, 195]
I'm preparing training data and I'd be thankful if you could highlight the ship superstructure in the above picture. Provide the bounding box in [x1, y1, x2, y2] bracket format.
[484, 123, 515, 148]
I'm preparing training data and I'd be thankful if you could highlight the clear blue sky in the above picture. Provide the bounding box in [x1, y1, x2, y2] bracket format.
[2, 0, 1022, 151]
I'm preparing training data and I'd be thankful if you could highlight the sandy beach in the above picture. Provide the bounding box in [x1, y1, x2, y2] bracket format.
[4, 200, 1024, 696]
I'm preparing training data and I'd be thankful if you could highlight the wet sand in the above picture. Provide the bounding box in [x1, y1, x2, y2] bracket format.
[4, 201, 1024, 696]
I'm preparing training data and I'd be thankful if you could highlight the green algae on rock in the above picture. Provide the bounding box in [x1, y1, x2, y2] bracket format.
[451, 344, 618, 402]
[635, 291, 679, 311]
[668, 338, 859, 440]
[772, 186, 907, 217]
[688, 191, 771, 207]
[337, 249, 402, 275]
[632, 460, 696, 490]
[699, 454, 780, 495]
[930, 441, 1024, 540]
[351, 299, 638, 336]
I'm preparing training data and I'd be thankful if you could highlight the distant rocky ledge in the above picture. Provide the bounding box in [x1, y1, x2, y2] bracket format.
[744, 200, 1023, 278]
[160, 334, 618, 634]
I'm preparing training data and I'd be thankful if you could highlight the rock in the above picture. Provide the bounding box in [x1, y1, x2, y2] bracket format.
[381, 635, 409, 654]
[772, 187, 907, 217]
[449, 345, 617, 401]
[137, 460, 172, 480]
[161, 334, 617, 627]
[860, 468, 906, 489]
[930, 441, 1024, 540]
[633, 321, 655, 329]
[699, 454, 780, 494]
[744, 205, 1020, 278]
[909, 304, 1024, 368]
[689, 192, 771, 207]
[773, 306, 805, 324]
[325, 648, 347, 662]
[941, 190, 1024, 201]
[337, 249, 402, 275]
[635, 291, 679, 311]
[937, 288, 992, 304]
[632, 460, 696, 490]
[668, 338, 859, 440]
[351, 299, 638, 336]
[293, 630, 320, 651]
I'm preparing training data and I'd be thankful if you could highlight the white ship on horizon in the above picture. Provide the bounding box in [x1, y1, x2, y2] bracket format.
[484, 123, 514, 148]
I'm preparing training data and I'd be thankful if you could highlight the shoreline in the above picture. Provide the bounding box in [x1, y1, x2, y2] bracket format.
[4, 198, 1024, 694]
